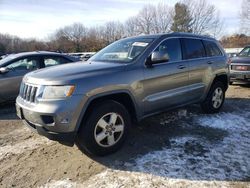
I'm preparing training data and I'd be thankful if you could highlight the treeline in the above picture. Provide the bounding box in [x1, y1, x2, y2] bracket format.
[0, 0, 249, 55]
[220, 34, 250, 48]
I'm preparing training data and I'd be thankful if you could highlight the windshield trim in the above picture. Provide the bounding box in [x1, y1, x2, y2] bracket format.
[89, 37, 156, 64]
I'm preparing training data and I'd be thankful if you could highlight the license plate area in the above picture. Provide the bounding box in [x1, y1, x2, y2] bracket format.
[235, 65, 248, 71]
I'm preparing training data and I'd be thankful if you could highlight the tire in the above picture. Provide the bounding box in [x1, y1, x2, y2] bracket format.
[76, 100, 131, 156]
[200, 81, 225, 114]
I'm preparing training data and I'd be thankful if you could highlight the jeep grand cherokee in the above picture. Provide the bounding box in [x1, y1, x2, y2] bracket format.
[16, 33, 229, 156]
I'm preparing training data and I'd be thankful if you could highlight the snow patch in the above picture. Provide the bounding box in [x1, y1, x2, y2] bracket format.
[42, 111, 250, 187]
[197, 112, 250, 131]
[133, 112, 250, 180]
[42, 179, 77, 188]
[45, 169, 242, 188]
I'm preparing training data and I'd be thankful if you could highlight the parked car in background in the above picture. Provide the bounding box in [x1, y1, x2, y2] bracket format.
[81, 52, 96, 61]
[0, 53, 9, 60]
[229, 45, 250, 84]
[0, 51, 79, 102]
[16, 33, 229, 156]
[69, 52, 96, 61]
[227, 52, 237, 58]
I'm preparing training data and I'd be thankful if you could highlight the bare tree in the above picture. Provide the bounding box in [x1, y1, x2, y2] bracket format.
[53, 23, 87, 52]
[153, 3, 173, 33]
[56, 23, 87, 41]
[240, 0, 250, 35]
[220, 34, 250, 48]
[135, 4, 156, 34]
[0, 1, 227, 54]
[86, 27, 106, 51]
[183, 0, 223, 37]
[0, 33, 48, 54]
[124, 16, 140, 37]
[124, 3, 173, 36]
[100, 21, 125, 45]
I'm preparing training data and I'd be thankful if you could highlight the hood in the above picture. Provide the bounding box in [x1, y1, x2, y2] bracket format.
[24, 61, 126, 85]
[231, 57, 250, 64]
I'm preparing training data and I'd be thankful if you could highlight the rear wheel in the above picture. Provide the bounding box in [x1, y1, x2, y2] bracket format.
[76, 100, 131, 156]
[201, 81, 225, 114]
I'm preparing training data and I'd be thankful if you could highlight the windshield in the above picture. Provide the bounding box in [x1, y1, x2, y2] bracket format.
[0, 54, 17, 66]
[89, 38, 154, 63]
[238, 47, 250, 57]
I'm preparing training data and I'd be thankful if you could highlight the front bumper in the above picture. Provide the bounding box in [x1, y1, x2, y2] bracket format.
[16, 94, 86, 146]
[22, 117, 75, 146]
[230, 71, 250, 83]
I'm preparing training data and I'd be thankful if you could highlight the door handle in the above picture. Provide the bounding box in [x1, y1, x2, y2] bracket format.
[177, 65, 186, 69]
[207, 61, 214, 64]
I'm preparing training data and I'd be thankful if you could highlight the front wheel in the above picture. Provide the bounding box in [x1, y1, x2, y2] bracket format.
[201, 82, 225, 114]
[76, 100, 131, 156]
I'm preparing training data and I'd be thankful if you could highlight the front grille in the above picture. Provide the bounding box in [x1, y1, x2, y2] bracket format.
[19, 83, 38, 103]
[231, 65, 250, 71]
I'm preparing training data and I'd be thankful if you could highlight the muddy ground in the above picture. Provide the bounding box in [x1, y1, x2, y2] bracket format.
[0, 84, 249, 188]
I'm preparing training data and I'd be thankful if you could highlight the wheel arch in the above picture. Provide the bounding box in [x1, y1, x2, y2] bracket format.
[212, 73, 229, 91]
[75, 90, 139, 132]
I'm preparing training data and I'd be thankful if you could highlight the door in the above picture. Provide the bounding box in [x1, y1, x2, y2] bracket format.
[0, 57, 40, 101]
[143, 38, 189, 115]
[181, 38, 210, 101]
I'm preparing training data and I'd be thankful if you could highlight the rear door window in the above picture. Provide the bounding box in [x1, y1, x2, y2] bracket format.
[203, 40, 222, 57]
[182, 38, 206, 60]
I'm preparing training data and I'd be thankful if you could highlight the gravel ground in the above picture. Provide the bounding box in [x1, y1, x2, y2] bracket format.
[0, 84, 249, 188]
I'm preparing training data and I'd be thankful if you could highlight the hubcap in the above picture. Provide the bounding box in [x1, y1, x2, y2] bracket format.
[94, 112, 124, 147]
[212, 87, 223, 109]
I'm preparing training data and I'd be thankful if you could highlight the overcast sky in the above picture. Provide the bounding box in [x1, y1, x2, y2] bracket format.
[0, 0, 243, 40]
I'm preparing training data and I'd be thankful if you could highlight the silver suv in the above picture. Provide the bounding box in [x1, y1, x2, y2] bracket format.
[16, 33, 229, 156]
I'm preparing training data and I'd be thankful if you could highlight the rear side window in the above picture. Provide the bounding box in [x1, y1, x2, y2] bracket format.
[203, 40, 222, 57]
[44, 56, 69, 67]
[182, 38, 205, 59]
[153, 38, 182, 62]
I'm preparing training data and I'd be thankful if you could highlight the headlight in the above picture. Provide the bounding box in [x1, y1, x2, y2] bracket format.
[42, 85, 75, 99]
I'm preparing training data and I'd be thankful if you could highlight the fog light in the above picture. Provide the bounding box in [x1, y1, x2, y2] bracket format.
[41, 115, 54, 125]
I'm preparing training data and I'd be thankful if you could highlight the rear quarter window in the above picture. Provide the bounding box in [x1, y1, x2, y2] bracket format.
[43, 56, 69, 67]
[182, 38, 206, 60]
[203, 40, 222, 57]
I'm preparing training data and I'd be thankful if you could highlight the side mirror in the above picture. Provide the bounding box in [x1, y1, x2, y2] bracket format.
[151, 51, 169, 64]
[145, 52, 170, 68]
[0, 67, 9, 74]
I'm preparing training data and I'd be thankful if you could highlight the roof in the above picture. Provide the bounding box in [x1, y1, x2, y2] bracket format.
[127, 32, 216, 40]
[0, 51, 78, 66]
[10, 51, 64, 58]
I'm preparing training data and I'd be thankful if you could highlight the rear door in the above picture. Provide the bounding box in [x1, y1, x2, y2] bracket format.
[143, 38, 189, 115]
[181, 38, 208, 101]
